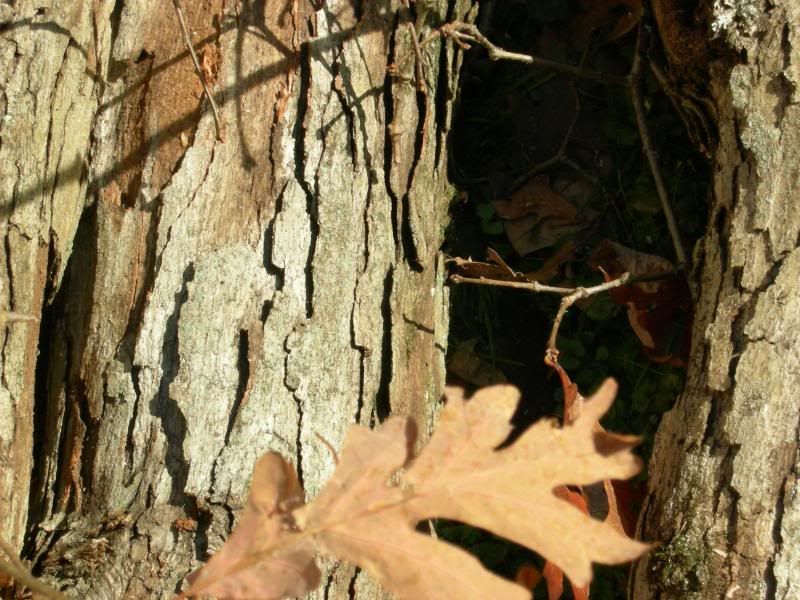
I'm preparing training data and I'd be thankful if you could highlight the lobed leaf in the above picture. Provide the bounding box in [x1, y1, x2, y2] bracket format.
[180, 453, 320, 599]
[402, 379, 647, 587]
[182, 380, 649, 599]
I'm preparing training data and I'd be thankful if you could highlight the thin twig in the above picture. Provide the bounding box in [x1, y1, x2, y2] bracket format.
[0, 311, 38, 327]
[173, 0, 223, 141]
[439, 22, 629, 86]
[407, 23, 428, 93]
[628, 40, 687, 266]
[0, 537, 67, 600]
[545, 273, 630, 364]
[0, 537, 25, 572]
[449, 271, 631, 365]
[314, 432, 340, 465]
[512, 83, 581, 189]
[449, 274, 575, 295]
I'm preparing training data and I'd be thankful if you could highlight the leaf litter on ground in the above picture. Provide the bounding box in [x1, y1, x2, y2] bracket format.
[180, 380, 650, 599]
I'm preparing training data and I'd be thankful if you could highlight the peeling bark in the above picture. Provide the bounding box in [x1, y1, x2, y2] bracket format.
[632, 1, 800, 598]
[0, 0, 474, 597]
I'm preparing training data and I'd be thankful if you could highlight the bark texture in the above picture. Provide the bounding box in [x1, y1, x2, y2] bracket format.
[632, 1, 800, 598]
[0, 0, 474, 597]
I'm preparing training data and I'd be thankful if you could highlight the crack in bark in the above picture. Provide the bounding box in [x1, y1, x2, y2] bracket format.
[347, 566, 360, 599]
[350, 288, 366, 424]
[217, 329, 251, 455]
[432, 31, 450, 168]
[399, 87, 428, 271]
[720, 443, 741, 592]
[151, 262, 194, 505]
[401, 312, 435, 334]
[383, 14, 401, 254]
[702, 390, 727, 449]
[764, 474, 788, 600]
[323, 564, 336, 600]
[294, 43, 318, 319]
[263, 180, 287, 291]
[329, 54, 358, 165]
[283, 331, 305, 490]
[124, 365, 142, 486]
[375, 266, 394, 422]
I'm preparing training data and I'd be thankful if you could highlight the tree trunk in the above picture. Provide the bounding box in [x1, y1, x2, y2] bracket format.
[0, 0, 474, 597]
[632, 1, 800, 598]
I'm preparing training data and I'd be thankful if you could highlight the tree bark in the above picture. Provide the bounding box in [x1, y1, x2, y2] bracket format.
[0, 0, 474, 597]
[632, 1, 800, 598]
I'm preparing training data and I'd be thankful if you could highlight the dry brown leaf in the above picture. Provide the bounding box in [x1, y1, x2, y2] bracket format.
[589, 239, 692, 365]
[515, 564, 543, 590]
[180, 453, 320, 600]
[542, 487, 592, 600]
[403, 380, 647, 587]
[182, 381, 649, 599]
[571, 0, 644, 45]
[450, 249, 527, 282]
[494, 176, 582, 256]
[543, 363, 644, 599]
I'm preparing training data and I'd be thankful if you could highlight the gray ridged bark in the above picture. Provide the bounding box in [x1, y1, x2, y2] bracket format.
[632, 1, 800, 598]
[0, 0, 474, 597]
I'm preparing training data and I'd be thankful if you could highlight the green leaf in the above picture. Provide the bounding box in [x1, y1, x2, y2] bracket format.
[475, 203, 495, 223]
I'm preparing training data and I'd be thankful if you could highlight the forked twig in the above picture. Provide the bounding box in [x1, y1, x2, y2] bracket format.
[438, 22, 629, 86]
[173, 0, 223, 141]
[544, 273, 630, 365]
[449, 271, 631, 365]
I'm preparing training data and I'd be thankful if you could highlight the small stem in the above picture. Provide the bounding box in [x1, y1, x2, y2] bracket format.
[440, 22, 629, 86]
[449, 274, 575, 295]
[544, 273, 630, 364]
[512, 84, 581, 190]
[628, 45, 687, 266]
[406, 23, 428, 93]
[314, 432, 340, 465]
[173, 0, 223, 142]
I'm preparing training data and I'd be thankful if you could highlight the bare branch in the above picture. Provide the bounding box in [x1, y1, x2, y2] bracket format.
[628, 39, 687, 266]
[439, 22, 629, 86]
[545, 273, 630, 365]
[173, 0, 223, 142]
[0, 311, 38, 327]
[449, 274, 575, 295]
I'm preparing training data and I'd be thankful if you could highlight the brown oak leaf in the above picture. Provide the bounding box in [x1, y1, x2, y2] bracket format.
[181, 381, 649, 599]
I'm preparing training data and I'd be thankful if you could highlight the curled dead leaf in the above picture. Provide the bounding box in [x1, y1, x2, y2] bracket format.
[494, 176, 583, 256]
[589, 239, 692, 365]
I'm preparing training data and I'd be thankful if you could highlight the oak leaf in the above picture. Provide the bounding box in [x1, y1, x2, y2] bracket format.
[180, 454, 320, 599]
[181, 380, 649, 599]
